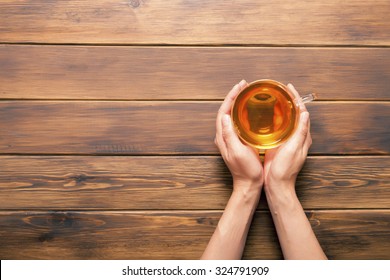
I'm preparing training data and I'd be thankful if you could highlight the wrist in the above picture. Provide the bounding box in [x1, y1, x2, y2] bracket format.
[233, 179, 262, 202]
[226, 189, 259, 229]
[265, 182, 299, 211]
[205, 179, 260, 260]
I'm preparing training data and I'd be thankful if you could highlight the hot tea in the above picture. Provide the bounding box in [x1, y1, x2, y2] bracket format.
[231, 80, 298, 150]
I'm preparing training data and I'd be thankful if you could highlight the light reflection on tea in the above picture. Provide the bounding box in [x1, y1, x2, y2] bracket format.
[232, 80, 297, 150]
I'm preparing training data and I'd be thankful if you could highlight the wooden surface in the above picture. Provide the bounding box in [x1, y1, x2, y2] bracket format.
[0, 0, 389, 260]
[1, 0, 389, 45]
[1, 156, 389, 210]
[1, 46, 390, 100]
[1, 102, 389, 155]
[1, 211, 389, 260]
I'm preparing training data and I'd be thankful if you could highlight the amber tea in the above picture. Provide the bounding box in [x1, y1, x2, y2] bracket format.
[232, 80, 300, 150]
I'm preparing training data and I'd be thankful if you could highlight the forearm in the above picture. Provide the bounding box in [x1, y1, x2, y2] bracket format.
[201, 183, 261, 260]
[266, 185, 327, 260]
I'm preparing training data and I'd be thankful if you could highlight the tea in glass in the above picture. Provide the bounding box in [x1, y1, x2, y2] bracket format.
[231, 80, 299, 150]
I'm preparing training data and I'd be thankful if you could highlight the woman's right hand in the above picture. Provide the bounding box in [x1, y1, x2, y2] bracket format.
[263, 86, 327, 260]
[263, 83, 312, 198]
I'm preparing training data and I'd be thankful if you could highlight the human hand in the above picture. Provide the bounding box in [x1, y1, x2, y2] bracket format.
[215, 80, 264, 195]
[201, 80, 264, 260]
[262, 90, 327, 260]
[264, 83, 312, 197]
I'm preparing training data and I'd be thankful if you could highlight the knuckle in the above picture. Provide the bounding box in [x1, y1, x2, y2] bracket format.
[222, 128, 229, 139]
[300, 127, 308, 137]
[214, 137, 219, 146]
[307, 132, 313, 143]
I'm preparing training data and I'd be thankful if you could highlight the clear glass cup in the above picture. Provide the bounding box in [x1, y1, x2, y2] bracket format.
[231, 79, 316, 150]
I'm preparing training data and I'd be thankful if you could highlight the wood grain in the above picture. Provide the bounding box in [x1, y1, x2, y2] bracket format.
[0, 101, 389, 155]
[1, 0, 388, 263]
[0, 210, 388, 259]
[0, 1, 389, 45]
[1, 45, 390, 100]
[0, 156, 389, 210]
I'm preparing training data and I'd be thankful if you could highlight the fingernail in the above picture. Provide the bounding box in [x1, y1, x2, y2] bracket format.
[222, 114, 231, 128]
[239, 79, 247, 87]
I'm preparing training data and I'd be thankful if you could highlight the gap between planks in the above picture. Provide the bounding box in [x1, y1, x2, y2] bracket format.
[2, 42, 390, 48]
[0, 209, 389, 213]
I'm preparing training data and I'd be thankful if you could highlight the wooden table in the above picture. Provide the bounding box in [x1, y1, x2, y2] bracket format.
[0, 1, 389, 260]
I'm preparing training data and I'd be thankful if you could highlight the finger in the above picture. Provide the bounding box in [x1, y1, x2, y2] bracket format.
[215, 132, 227, 157]
[287, 83, 308, 113]
[302, 118, 312, 155]
[216, 83, 238, 139]
[238, 79, 248, 91]
[302, 131, 312, 156]
[218, 80, 247, 116]
[216, 80, 247, 147]
[216, 80, 248, 158]
[221, 114, 242, 150]
[289, 111, 310, 148]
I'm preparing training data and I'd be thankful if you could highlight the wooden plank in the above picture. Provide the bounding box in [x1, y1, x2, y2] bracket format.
[0, 210, 388, 259]
[0, 1, 389, 45]
[0, 156, 389, 210]
[0, 101, 389, 155]
[1, 45, 390, 100]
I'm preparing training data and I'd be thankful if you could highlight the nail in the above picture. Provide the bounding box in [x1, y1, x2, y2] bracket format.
[222, 114, 231, 127]
[239, 79, 247, 87]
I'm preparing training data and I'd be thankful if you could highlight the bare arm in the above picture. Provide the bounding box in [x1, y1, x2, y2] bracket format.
[201, 183, 260, 260]
[264, 84, 327, 260]
[266, 184, 326, 259]
[201, 80, 263, 260]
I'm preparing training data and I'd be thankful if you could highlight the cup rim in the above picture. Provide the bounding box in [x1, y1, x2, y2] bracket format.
[231, 79, 300, 150]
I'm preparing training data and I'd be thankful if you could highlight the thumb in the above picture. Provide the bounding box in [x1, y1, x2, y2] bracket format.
[221, 114, 241, 148]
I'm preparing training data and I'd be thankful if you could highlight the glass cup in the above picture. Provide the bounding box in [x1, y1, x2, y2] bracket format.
[231, 79, 316, 150]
